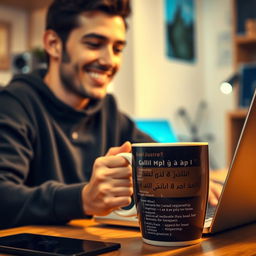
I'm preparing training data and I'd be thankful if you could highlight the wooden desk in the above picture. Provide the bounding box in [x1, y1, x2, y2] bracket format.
[0, 218, 256, 256]
[0, 170, 251, 256]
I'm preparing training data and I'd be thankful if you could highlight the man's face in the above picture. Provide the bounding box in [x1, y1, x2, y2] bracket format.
[59, 11, 126, 100]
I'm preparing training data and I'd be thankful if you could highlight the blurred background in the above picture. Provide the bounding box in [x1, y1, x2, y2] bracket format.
[0, 0, 255, 170]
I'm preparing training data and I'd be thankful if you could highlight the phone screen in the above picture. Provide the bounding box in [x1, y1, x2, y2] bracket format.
[0, 233, 121, 256]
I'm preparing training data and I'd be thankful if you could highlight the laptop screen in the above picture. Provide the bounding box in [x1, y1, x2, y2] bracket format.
[134, 119, 178, 143]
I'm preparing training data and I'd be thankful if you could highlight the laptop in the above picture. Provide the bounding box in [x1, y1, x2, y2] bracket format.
[95, 93, 256, 234]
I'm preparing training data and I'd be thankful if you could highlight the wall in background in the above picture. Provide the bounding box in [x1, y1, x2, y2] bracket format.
[29, 8, 46, 48]
[131, 0, 205, 132]
[0, 5, 28, 85]
[113, 0, 234, 168]
[202, 0, 234, 168]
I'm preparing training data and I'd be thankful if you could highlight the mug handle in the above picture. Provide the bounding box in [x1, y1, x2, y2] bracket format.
[113, 152, 137, 217]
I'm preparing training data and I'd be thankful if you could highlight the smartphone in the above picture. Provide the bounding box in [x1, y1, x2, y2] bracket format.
[0, 233, 121, 256]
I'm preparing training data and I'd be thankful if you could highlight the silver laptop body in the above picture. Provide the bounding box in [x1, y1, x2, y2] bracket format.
[204, 90, 256, 234]
[95, 91, 256, 235]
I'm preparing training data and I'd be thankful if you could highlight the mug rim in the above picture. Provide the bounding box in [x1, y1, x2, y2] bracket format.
[132, 142, 208, 147]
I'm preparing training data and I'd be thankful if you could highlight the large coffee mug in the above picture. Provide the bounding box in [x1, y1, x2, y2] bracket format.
[116, 142, 209, 246]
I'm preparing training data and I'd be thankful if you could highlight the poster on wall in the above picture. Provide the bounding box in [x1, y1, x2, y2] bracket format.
[164, 0, 196, 62]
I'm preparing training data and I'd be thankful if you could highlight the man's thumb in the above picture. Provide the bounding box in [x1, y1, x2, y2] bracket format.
[106, 141, 131, 156]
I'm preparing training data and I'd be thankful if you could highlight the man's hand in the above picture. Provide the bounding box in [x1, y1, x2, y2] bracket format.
[208, 179, 223, 206]
[81, 141, 132, 216]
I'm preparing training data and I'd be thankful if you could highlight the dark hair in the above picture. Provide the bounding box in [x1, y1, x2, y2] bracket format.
[46, 0, 131, 45]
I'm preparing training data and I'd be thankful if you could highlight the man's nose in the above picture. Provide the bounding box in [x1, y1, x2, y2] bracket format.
[99, 47, 116, 67]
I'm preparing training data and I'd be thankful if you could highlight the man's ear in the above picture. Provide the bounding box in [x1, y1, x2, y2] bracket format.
[43, 30, 62, 59]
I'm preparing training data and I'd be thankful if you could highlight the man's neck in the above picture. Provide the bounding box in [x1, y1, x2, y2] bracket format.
[44, 69, 90, 110]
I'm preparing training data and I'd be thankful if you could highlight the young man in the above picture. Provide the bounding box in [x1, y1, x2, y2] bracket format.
[0, 0, 153, 229]
[0, 0, 220, 229]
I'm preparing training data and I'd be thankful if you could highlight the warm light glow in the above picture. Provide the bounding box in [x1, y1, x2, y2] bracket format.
[220, 82, 233, 94]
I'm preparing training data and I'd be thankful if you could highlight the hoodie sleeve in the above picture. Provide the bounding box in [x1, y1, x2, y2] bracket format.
[0, 91, 86, 229]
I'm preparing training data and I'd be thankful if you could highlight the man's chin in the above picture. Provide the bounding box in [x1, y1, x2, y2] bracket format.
[86, 90, 108, 100]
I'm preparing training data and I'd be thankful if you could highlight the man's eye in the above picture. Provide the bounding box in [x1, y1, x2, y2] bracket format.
[85, 42, 101, 48]
[114, 46, 124, 54]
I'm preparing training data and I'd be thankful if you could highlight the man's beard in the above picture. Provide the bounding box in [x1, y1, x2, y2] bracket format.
[59, 50, 116, 100]
[59, 63, 94, 99]
[59, 50, 95, 100]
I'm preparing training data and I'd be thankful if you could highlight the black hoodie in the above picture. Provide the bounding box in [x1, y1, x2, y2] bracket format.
[0, 70, 153, 228]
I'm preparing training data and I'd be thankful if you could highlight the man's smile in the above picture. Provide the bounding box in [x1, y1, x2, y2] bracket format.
[87, 71, 111, 86]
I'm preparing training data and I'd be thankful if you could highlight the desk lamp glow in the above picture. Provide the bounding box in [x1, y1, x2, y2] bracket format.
[220, 73, 239, 94]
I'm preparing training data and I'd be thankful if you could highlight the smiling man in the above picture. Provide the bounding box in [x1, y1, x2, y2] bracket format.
[0, 0, 221, 229]
[0, 0, 155, 229]
[44, 10, 127, 107]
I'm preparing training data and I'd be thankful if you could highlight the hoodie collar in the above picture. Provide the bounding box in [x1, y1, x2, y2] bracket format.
[11, 69, 105, 117]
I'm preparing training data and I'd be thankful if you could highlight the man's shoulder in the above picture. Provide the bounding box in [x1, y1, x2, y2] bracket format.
[0, 76, 44, 120]
[0, 76, 40, 104]
[4, 76, 35, 91]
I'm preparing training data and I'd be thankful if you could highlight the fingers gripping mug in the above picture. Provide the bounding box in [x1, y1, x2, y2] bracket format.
[116, 142, 209, 247]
